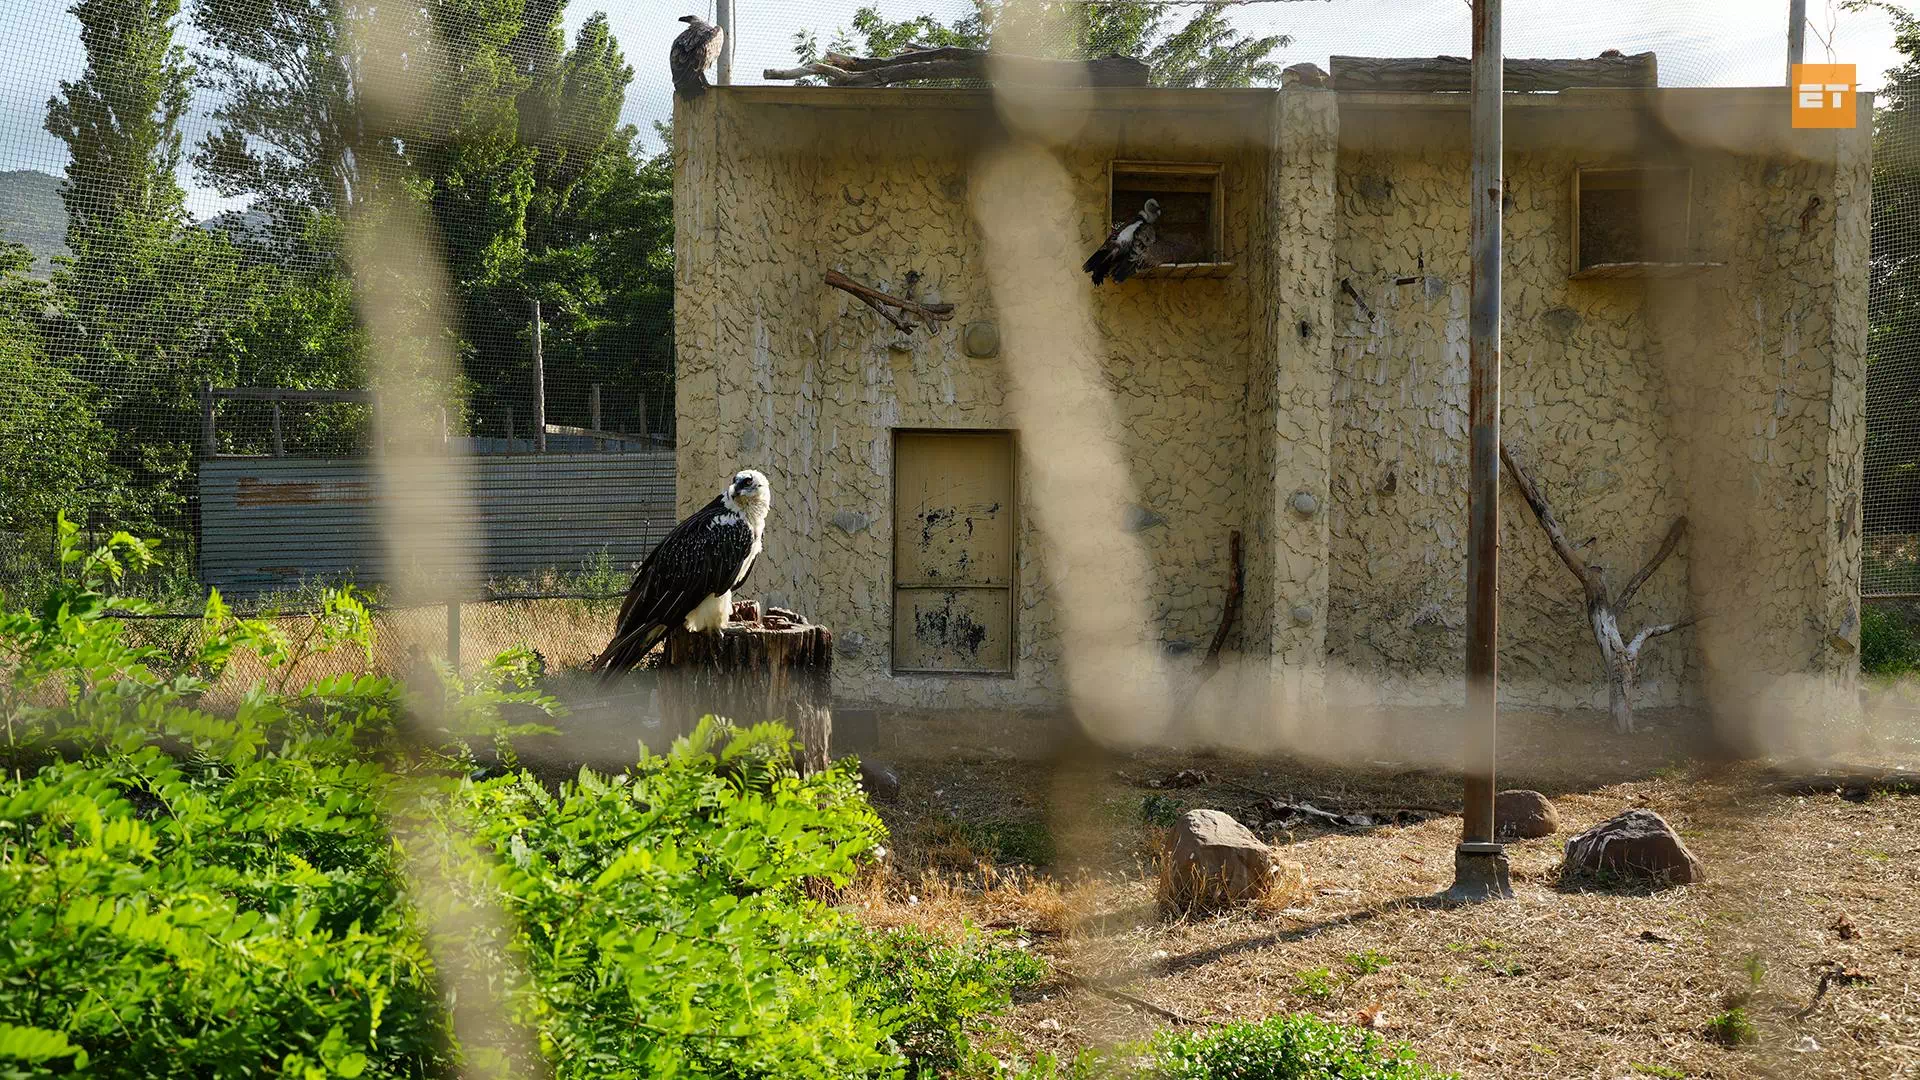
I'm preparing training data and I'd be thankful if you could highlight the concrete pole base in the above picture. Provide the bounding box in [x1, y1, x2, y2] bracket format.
[1445, 842, 1513, 902]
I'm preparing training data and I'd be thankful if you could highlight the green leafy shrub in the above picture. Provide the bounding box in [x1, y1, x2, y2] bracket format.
[0, 519, 462, 1078]
[984, 1013, 1451, 1079]
[853, 926, 1046, 1073]
[0, 521, 1039, 1078]
[1861, 605, 1920, 675]
[1144, 1014, 1450, 1079]
[1706, 1007, 1758, 1046]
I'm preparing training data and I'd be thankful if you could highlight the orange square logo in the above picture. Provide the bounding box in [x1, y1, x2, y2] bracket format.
[1792, 63, 1857, 128]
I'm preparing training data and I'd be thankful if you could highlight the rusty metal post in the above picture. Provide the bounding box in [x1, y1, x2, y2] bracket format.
[1451, 0, 1513, 903]
[532, 299, 547, 452]
[1787, 0, 1806, 78]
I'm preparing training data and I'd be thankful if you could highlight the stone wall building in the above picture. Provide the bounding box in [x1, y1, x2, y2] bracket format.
[671, 79, 1868, 748]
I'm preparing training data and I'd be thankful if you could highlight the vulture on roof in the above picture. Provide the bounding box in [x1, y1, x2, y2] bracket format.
[671, 15, 725, 99]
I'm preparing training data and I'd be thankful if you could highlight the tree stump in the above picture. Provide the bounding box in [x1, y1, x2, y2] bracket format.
[656, 607, 833, 774]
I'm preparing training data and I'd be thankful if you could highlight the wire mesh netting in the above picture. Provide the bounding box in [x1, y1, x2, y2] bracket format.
[0, 0, 680, 630]
[0, 0, 1914, 632]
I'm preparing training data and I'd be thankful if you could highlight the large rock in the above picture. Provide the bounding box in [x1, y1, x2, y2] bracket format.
[1564, 809, 1705, 884]
[1496, 789, 1560, 839]
[1162, 809, 1306, 912]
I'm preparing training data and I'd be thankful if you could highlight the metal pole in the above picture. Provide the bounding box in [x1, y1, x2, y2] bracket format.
[532, 299, 547, 452]
[447, 599, 461, 672]
[716, 0, 734, 86]
[271, 399, 285, 457]
[1452, 0, 1513, 903]
[1787, 0, 1807, 79]
[200, 383, 216, 457]
[590, 383, 603, 452]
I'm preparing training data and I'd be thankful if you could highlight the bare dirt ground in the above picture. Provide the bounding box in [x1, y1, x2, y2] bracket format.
[841, 705, 1920, 1079]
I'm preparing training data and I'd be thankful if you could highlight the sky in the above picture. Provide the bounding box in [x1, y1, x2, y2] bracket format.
[0, 0, 1910, 221]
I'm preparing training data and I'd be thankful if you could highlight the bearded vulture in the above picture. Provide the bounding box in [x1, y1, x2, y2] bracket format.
[591, 469, 768, 680]
[1082, 198, 1161, 285]
[671, 15, 725, 99]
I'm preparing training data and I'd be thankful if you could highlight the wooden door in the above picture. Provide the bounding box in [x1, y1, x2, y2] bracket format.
[892, 431, 1015, 673]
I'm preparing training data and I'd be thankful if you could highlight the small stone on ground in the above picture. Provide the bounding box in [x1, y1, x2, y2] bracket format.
[1496, 789, 1560, 838]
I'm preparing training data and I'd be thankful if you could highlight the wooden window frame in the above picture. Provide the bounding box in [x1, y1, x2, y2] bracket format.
[1569, 165, 1723, 279]
[889, 427, 1019, 678]
[1107, 161, 1235, 280]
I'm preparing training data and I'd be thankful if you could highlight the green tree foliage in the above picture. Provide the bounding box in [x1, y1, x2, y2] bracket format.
[0, 246, 110, 538]
[44, 0, 191, 243]
[0, 523, 1043, 1077]
[797, 0, 1291, 88]
[192, 0, 408, 219]
[41, 0, 258, 533]
[190, 0, 672, 445]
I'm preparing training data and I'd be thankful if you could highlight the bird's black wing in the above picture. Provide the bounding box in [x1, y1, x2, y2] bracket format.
[1111, 221, 1157, 283]
[593, 498, 757, 678]
[1082, 219, 1125, 280]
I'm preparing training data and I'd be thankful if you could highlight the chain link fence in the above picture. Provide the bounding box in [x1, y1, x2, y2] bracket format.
[0, 0, 1911, 660]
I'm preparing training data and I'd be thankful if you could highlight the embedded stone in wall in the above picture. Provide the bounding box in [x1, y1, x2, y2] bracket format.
[831, 510, 872, 534]
[1126, 504, 1168, 532]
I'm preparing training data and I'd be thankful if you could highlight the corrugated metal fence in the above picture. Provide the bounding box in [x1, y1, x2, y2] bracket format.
[199, 453, 676, 599]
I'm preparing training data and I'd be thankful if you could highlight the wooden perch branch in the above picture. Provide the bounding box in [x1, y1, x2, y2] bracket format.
[824, 269, 955, 335]
[1502, 443, 1695, 735]
[766, 47, 1150, 88]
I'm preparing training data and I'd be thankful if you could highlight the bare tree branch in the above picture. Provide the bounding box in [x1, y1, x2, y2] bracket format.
[1627, 617, 1698, 657]
[1616, 515, 1689, 611]
[1500, 442, 1603, 600]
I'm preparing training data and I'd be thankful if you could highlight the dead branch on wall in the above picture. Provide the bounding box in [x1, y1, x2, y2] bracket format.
[1327, 51, 1657, 92]
[1502, 443, 1694, 735]
[824, 270, 955, 335]
[765, 48, 1150, 88]
[1168, 531, 1244, 724]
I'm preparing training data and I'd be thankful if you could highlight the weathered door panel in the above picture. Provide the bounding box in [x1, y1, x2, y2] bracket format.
[893, 433, 1014, 586]
[891, 588, 1012, 673]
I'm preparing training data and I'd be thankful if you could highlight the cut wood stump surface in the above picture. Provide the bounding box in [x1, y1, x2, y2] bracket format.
[657, 608, 833, 774]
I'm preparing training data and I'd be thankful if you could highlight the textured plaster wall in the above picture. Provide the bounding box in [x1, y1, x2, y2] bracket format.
[676, 92, 1269, 713]
[1250, 90, 1340, 715]
[676, 88, 1865, 723]
[1326, 144, 1695, 709]
[1643, 117, 1870, 744]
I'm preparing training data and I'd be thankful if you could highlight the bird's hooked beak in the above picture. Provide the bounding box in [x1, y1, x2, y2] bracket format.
[678, 14, 697, 22]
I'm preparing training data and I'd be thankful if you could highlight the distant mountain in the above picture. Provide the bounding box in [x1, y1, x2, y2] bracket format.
[0, 170, 68, 275]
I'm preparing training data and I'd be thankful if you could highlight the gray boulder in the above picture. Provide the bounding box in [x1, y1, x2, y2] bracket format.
[1564, 808, 1704, 884]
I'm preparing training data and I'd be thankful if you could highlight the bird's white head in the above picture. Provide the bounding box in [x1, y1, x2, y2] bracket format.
[723, 469, 771, 526]
[1140, 198, 1162, 223]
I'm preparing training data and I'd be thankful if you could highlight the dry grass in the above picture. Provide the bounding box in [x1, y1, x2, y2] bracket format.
[847, 708, 1920, 1078]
